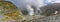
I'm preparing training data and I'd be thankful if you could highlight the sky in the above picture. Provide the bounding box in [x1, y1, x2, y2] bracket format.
[0, 0, 60, 21]
[7, 0, 60, 8]
[7, 0, 21, 8]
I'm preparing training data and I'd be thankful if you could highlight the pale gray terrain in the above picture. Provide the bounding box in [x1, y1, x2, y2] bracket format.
[29, 14, 60, 22]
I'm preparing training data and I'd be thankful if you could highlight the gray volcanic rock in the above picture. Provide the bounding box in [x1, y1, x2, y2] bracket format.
[30, 15, 60, 22]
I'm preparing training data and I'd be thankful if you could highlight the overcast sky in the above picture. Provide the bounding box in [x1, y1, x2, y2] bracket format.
[7, 0, 60, 8]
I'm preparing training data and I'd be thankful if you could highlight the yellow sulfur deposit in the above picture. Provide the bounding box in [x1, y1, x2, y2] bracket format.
[4, 10, 23, 20]
[0, 1, 24, 21]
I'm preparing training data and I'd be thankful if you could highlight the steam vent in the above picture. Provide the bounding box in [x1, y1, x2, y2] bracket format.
[1, 0, 60, 22]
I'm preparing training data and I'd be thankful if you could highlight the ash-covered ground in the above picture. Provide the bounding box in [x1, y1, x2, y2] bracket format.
[0, 12, 60, 22]
[27, 12, 60, 22]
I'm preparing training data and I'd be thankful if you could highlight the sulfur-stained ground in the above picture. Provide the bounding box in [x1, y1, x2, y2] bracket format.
[0, 12, 60, 22]
[0, 1, 60, 22]
[27, 12, 60, 22]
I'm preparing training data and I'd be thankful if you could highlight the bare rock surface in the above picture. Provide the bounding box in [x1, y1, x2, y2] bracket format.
[30, 15, 60, 22]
